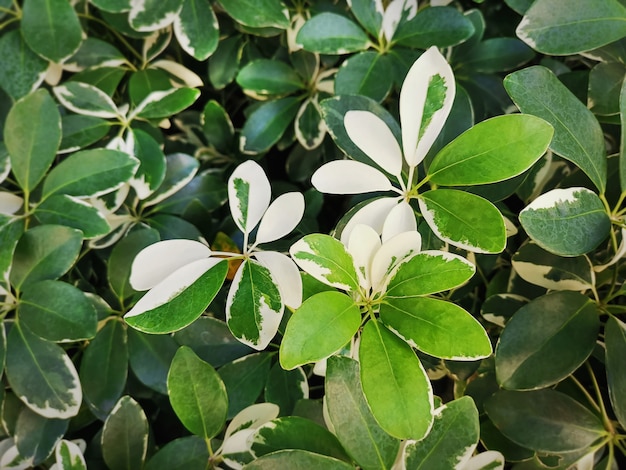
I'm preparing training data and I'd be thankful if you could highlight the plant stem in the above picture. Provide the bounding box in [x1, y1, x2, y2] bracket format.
[586, 361, 615, 435]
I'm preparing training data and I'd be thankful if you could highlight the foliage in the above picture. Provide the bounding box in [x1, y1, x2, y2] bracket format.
[0, 0, 625, 468]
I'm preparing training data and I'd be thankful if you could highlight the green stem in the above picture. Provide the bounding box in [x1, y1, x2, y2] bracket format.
[77, 13, 142, 65]
[586, 362, 615, 435]
[569, 373, 601, 414]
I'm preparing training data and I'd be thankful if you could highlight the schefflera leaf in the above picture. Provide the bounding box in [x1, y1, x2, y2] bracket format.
[605, 316, 626, 429]
[296, 12, 371, 54]
[228, 160, 271, 237]
[101, 396, 149, 470]
[519, 187, 611, 257]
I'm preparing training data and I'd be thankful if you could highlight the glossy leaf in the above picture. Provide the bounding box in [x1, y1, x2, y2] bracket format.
[519, 187, 611, 256]
[0, 30, 47, 100]
[296, 13, 370, 54]
[101, 396, 149, 470]
[144, 436, 209, 470]
[4, 89, 61, 194]
[243, 449, 354, 470]
[359, 319, 433, 440]
[219, 0, 289, 29]
[226, 260, 283, 350]
[15, 407, 68, 465]
[335, 52, 393, 102]
[53, 82, 120, 119]
[588, 61, 626, 116]
[237, 59, 304, 96]
[428, 114, 553, 185]
[264, 363, 307, 416]
[254, 251, 302, 309]
[418, 189, 506, 254]
[295, 97, 325, 150]
[240, 97, 300, 154]
[403, 396, 479, 470]
[517, 0, 626, 55]
[55, 439, 87, 470]
[143, 152, 200, 207]
[495, 291, 599, 390]
[6, 322, 81, 419]
[349, 0, 383, 37]
[280, 292, 360, 370]
[228, 160, 271, 235]
[128, 328, 178, 394]
[504, 66, 607, 192]
[167, 346, 228, 438]
[134, 88, 200, 119]
[325, 356, 400, 470]
[392, 6, 475, 48]
[485, 389, 606, 453]
[208, 35, 243, 89]
[34, 195, 110, 239]
[21, 0, 82, 62]
[605, 317, 626, 429]
[202, 100, 234, 153]
[174, 0, 219, 60]
[127, 128, 166, 199]
[129, 0, 182, 31]
[255, 192, 305, 245]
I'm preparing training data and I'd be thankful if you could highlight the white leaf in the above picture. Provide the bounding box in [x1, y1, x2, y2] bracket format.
[254, 251, 303, 309]
[595, 228, 626, 272]
[311, 160, 393, 195]
[462, 451, 505, 470]
[371, 230, 422, 292]
[338, 197, 400, 244]
[347, 224, 381, 290]
[400, 46, 455, 167]
[382, 0, 417, 42]
[126, 257, 221, 318]
[228, 160, 271, 235]
[0, 192, 23, 215]
[152, 59, 204, 88]
[254, 192, 305, 245]
[344, 110, 403, 177]
[381, 200, 417, 242]
[221, 429, 255, 469]
[130, 239, 211, 291]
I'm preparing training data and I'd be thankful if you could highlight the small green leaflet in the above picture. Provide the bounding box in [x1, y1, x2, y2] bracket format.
[296, 12, 371, 54]
[174, 0, 219, 60]
[101, 396, 149, 470]
[0, 30, 47, 100]
[219, 0, 290, 29]
[53, 82, 121, 119]
[239, 97, 300, 154]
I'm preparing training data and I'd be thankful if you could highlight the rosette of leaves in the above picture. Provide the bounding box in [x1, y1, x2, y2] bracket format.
[126, 160, 304, 350]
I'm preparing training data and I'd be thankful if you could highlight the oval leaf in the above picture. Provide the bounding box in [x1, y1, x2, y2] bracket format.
[174, 0, 219, 60]
[242, 449, 354, 470]
[101, 396, 149, 470]
[393, 6, 475, 48]
[145, 436, 209, 470]
[296, 13, 371, 54]
[0, 30, 47, 100]
[55, 439, 87, 470]
[34, 195, 110, 239]
[219, 0, 289, 29]
[254, 194, 304, 247]
[310, 160, 393, 195]
[228, 160, 271, 236]
[134, 88, 200, 119]
[240, 97, 300, 155]
[237, 59, 304, 96]
[53, 82, 120, 119]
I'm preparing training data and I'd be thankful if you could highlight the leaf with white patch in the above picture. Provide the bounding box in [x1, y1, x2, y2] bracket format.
[463, 451, 505, 470]
[295, 96, 325, 150]
[399, 46, 455, 167]
[228, 160, 271, 236]
[0, 440, 33, 470]
[125, 258, 228, 333]
[254, 192, 304, 245]
[223, 403, 280, 442]
[381, 201, 417, 242]
[126, 128, 166, 200]
[0, 193, 23, 216]
[519, 187, 611, 256]
[152, 59, 204, 88]
[311, 160, 393, 195]
[296, 12, 370, 54]
[174, 0, 219, 60]
[226, 260, 283, 350]
[132, 87, 200, 120]
[253, 251, 302, 309]
[55, 440, 87, 470]
[370, 230, 422, 293]
[336, 197, 400, 245]
[142, 152, 200, 207]
[348, 224, 381, 290]
[34, 195, 111, 239]
[15, 407, 68, 466]
[6, 322, 81, 419]
[344, 110, 403, 178]
[53, 82, 120, 119]
[129, 0, 183, 31]
[290, 234, 360, 292]
[382, 0, 417, 42]
[101, 396, 149, 470]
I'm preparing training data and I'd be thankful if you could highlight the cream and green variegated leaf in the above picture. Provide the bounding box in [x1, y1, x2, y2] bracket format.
[125, 128, 166, 200]
[480, 294, 528, 328]
[124, 258, 228, 333]
[380, 297, 492, 360]
[228, 160, 271, 236]
[226, 260, 283, 351]
[463, 451, 505, 470]
[0, 144, 10, 184]
[280, 291, 360, 370]
[142, 152, 199, 208]
[6, 322, 81, 419]
[129, 0, 182, 31]
[519, 187, 611, 257]
[239, 97, 300, 155]
[605, 316, 626, 429]
[55, 439, 87, 470]
[253, 251, 302, 309]
[101, 396, 149, 470]
[512, 242, 594, 291]
[59, 115, 111, 154]
[41, 149, 140, 200]
[0, 30, 47, 100]
[347, 223, 381, 290]
[14, 408, 69, 466]
[243, 450, 355, 469]
[34, 195, 111, 238]
[167, 346, 228, 439]
[236, 60, 304, 97]
[53, 82, 121, 119]
[381, 0, 417, 42]
[296, 13, 371, 54]
[427, 114, 553, 186]
[402, 396, 479, 470]
[290, 234, 360, 292]
[418, 189, 506, 254]
[369, 229, 422, 293]
[174, 0, 219, 60]
[392, 6, 474, 48]
[0, 217, 24, 292]
[219, 0, 290, 29]
[348, 0, 384, 37]
[132, 88, 200, 120]
[89, 0, 130, 13]
[295, 97, 325, 150]
[359, 319, 434, 440]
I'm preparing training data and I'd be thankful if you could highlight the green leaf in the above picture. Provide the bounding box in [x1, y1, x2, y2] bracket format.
[485, 389, 607, 453]
[6, 322, 81, 419]
[495, 291, 599, 390]
[226, 260, 283, 350]
[174, 0, 219, 60]
[240, 97, 300, 154]
[128, 68, 172, 105]
[296, 12, 371, 54]
[242, 449, 354, 470]
[403, 396, 479, 469]
[143, 152, 200, 207]
[0, 30, 47, 100]
[516, 0, 626, 55]
[21, 0, 83, 62]
[18, 280, 97, 342]
[79, 320, 128, 420]
[134, 87, 200, 119]
[167, 346, 228, 438]
[381, 297, 492, 360]
[101, 396, 149, 470]
[280, 291, 360, 370]
[4, 89, 61, 194]
[70, 66, 126, 96]
[418, 189, 506, 254]
[60, 115, 110, 153]
[605, 316, 626, 429]
[15, 407, 68, 465]
[334, 52, 393, 102]
[0, 217, 25, 290]
[504, 66, 607, 192]
[125, 259, 228, 334]
[459, 38, 534, 74]
[427, 114, 553, 186]
[219, 0, 288, 28]
[621, 76, 626, 192]
[128, 128, 167, 199]
[53, 82, 120, 119]
[42, 148, 140, 200]
[511, 242, 594, 291]
[145, 436, 209, 470]
[208, 35, 243, 89]
[290, 234, 360, 292]
[295, 97, 325, 150]
[325, 356, 400, 470]
[34, 195, 110, 239]
[588, 61, 626, 116]
[128, 328, 178, 394]
[129, 0, 182, 31]
[264, 363, 307, 416]
[89, 0, 130, 13]
[237, 60, 304, 97]
[349, 0, 383, 37]
[55, 439, 87, 470]
[359, 319, 433, 440]
[202, 100, 234, 154]
[519, 187, 611, 256]
[392, 7, 475, 48]
[10, 225, 83, 291]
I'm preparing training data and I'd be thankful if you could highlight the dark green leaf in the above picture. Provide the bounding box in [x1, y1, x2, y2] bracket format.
[0, 217, 25, 291]
[295, 97, 325, 150]
[101, 396, 149, 470]
[588, 61, 626, 116]
[237, 60, 304, 96]
[460, 38, 534, 74]
[69, 66, 127, 96]
[0, 30, 47, 100]
[128, 128, 167, 199]
[145, 436, 209, 470]
[54, 81, 120, 118]
[219, 0, 289, 29]
[621, 72, 626, 192]
[202, 100, 234, 154]
[242, 449, 354, 470]
[349, 0, 383, 37]
[393, 7, 475, 48]
[605, 316, 626, 429]
[34, 195, 110, 239]
[60, 115, 110, 153]
[128, 328, 178, 394]
[15, 407, 68, 465]
[143, 152, 200, 208]
[174, 0, 219, 60]
[264, 363, 307, 416]
[208, 35, 243, 89]
[128, 68, 172, 106]
[296, 12, 370, 54]
[135, 87, 200, 119]
[334, 52, 393, 102]
[240, 97, 300, 154]
[88, 0, 130, 13]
